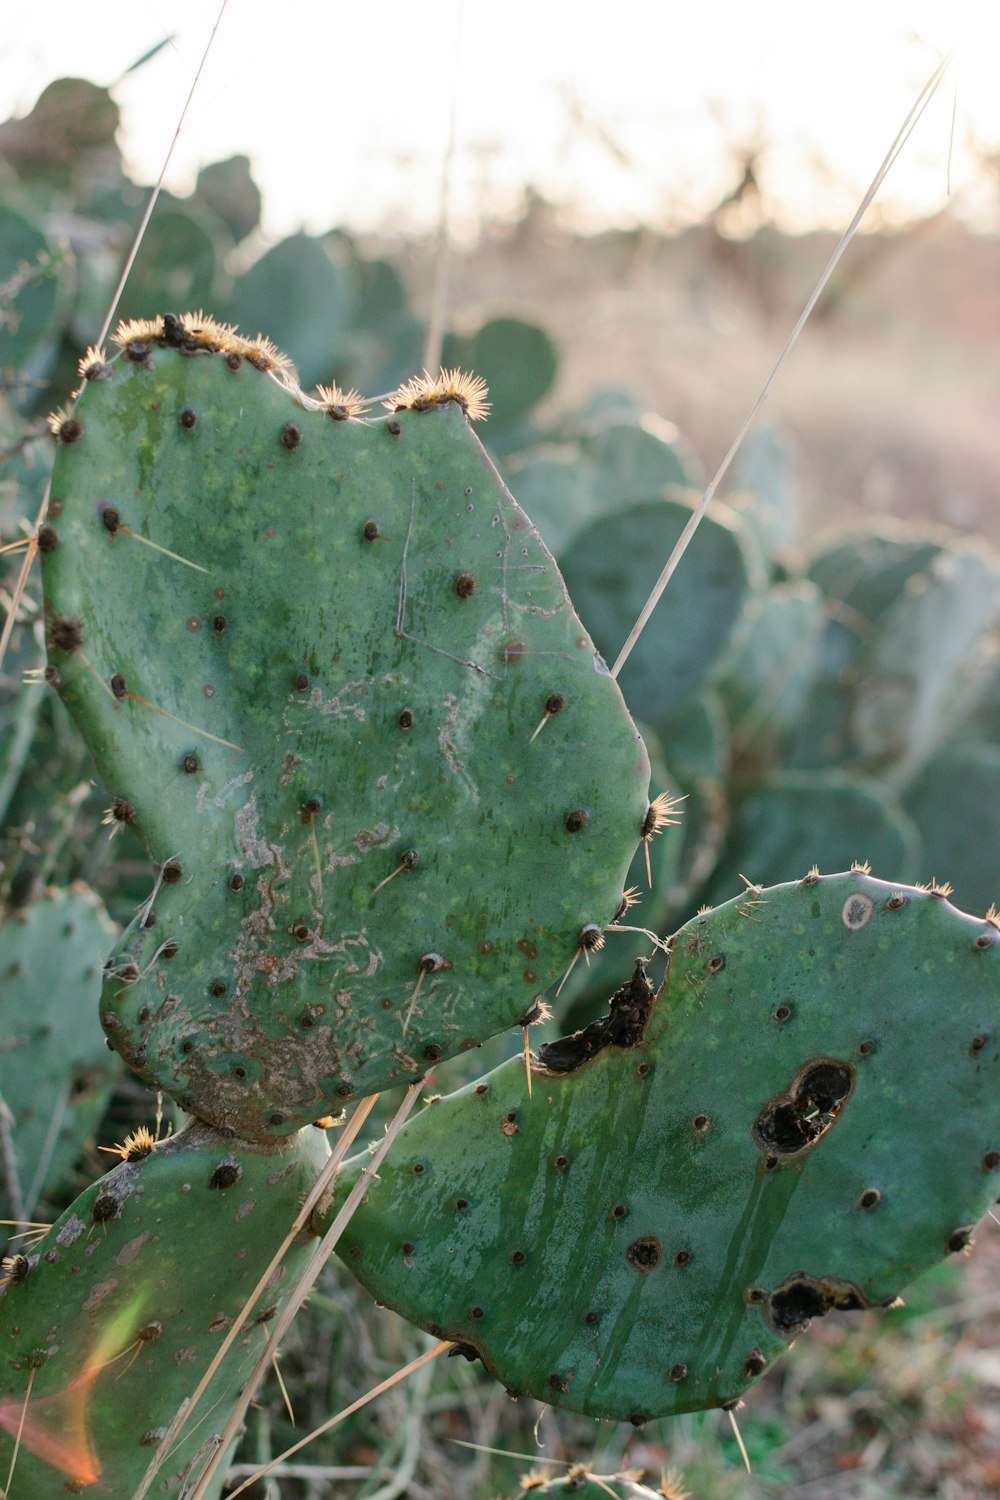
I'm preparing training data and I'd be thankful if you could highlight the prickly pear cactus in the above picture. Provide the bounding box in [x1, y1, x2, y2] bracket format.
[41, 315, 649, 1138]
[0, 1118, 328, 1498]
[333, 872, 1000, 1422]
[0, 886, 119, 1224]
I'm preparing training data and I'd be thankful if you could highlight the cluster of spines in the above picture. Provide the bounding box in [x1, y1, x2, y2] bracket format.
[46, 314, 493, 445]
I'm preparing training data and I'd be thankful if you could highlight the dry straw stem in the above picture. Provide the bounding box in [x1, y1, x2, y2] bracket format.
[224, 1340, 450, 1499]
[184, 1077, 430, 1500]
[611, 49, 954, 683]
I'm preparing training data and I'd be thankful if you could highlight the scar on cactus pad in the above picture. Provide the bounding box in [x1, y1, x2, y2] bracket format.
[332, 872, 1000, 1422]
[42, 312, 649, 1139]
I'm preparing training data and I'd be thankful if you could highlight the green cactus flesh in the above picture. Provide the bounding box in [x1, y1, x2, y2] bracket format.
[0, 1118, 328, 1498]
[333, 872, 1000, 1422]
[0, 887, 119, 1224]
[42, 323, 649, 1138]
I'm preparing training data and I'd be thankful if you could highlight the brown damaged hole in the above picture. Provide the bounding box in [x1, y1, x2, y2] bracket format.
[692, 1114, 711, 1134]
[510, 1249, 526, 1264]
[885, 892, 907, 911]
[765, 1272, 875, 1335]
[674, 1249, 692, 1267]
[281, 422, 302, 450]
[707, 954, 725, 974]
[537, 958, 654, 1074]
[208, 1161, 242, 1191]
[669, 1363, 688, 1382]
[610, 1202, 629, 1221]
[398, 708, 414, 729]
[548, 1373, 568, 1394]
[984, 1150, 1000, 1170]
[857, 1039, 876, 1057]
[162, 861, 183, 884]
[743, 1348, 766, 1377]
[753, 1058, 854, 1158]
[626, 1236, 661, 1271]
[362, 520, 381, 542]
[948, 1225, 974, 1253]
[971, 1033, 989, 1054]
[182, 752, 199, 774]
[564, 807, 590, 834]
[501, 1111, 519, 1137]
[857, 1187, 882, 1210]
[211, 615, 226, 633]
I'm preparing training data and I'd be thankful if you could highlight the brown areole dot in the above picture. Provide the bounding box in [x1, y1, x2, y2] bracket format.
[454, 572, 476, 598]
[280, 422, 302, 450]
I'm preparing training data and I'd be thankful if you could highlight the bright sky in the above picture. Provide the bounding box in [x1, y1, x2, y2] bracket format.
[3, 1, 999, 239]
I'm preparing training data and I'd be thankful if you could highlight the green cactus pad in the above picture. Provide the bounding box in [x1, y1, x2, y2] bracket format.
[559, 498, 751, 731]
[443, 317, 558, 435]
[707, 772, 921, 902]
[903, 744, 1000, 915]
[0, 1118, 328, 1498]
[42, 324, 648, 1137]
[0, 887, 119, 1224]
[333, 872, 1000, 1422]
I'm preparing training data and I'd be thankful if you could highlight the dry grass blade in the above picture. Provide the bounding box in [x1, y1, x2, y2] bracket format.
[610, 50, 954, 682]
[132, 1093, 378, 1499]
[95, 0, 231, 351]
[224, 1340, 450, 1499]
[184, 1077, 429, 1500]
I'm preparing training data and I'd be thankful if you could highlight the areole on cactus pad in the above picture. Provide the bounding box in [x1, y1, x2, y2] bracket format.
[332, 872, 1000, 1422]
[41, 314, 649, 1139]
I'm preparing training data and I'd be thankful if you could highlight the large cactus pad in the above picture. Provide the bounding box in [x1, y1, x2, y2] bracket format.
[43, 320, 648, 1137]
[334, 873, 1000, 1421]
[0, 1119, 328, 1498]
